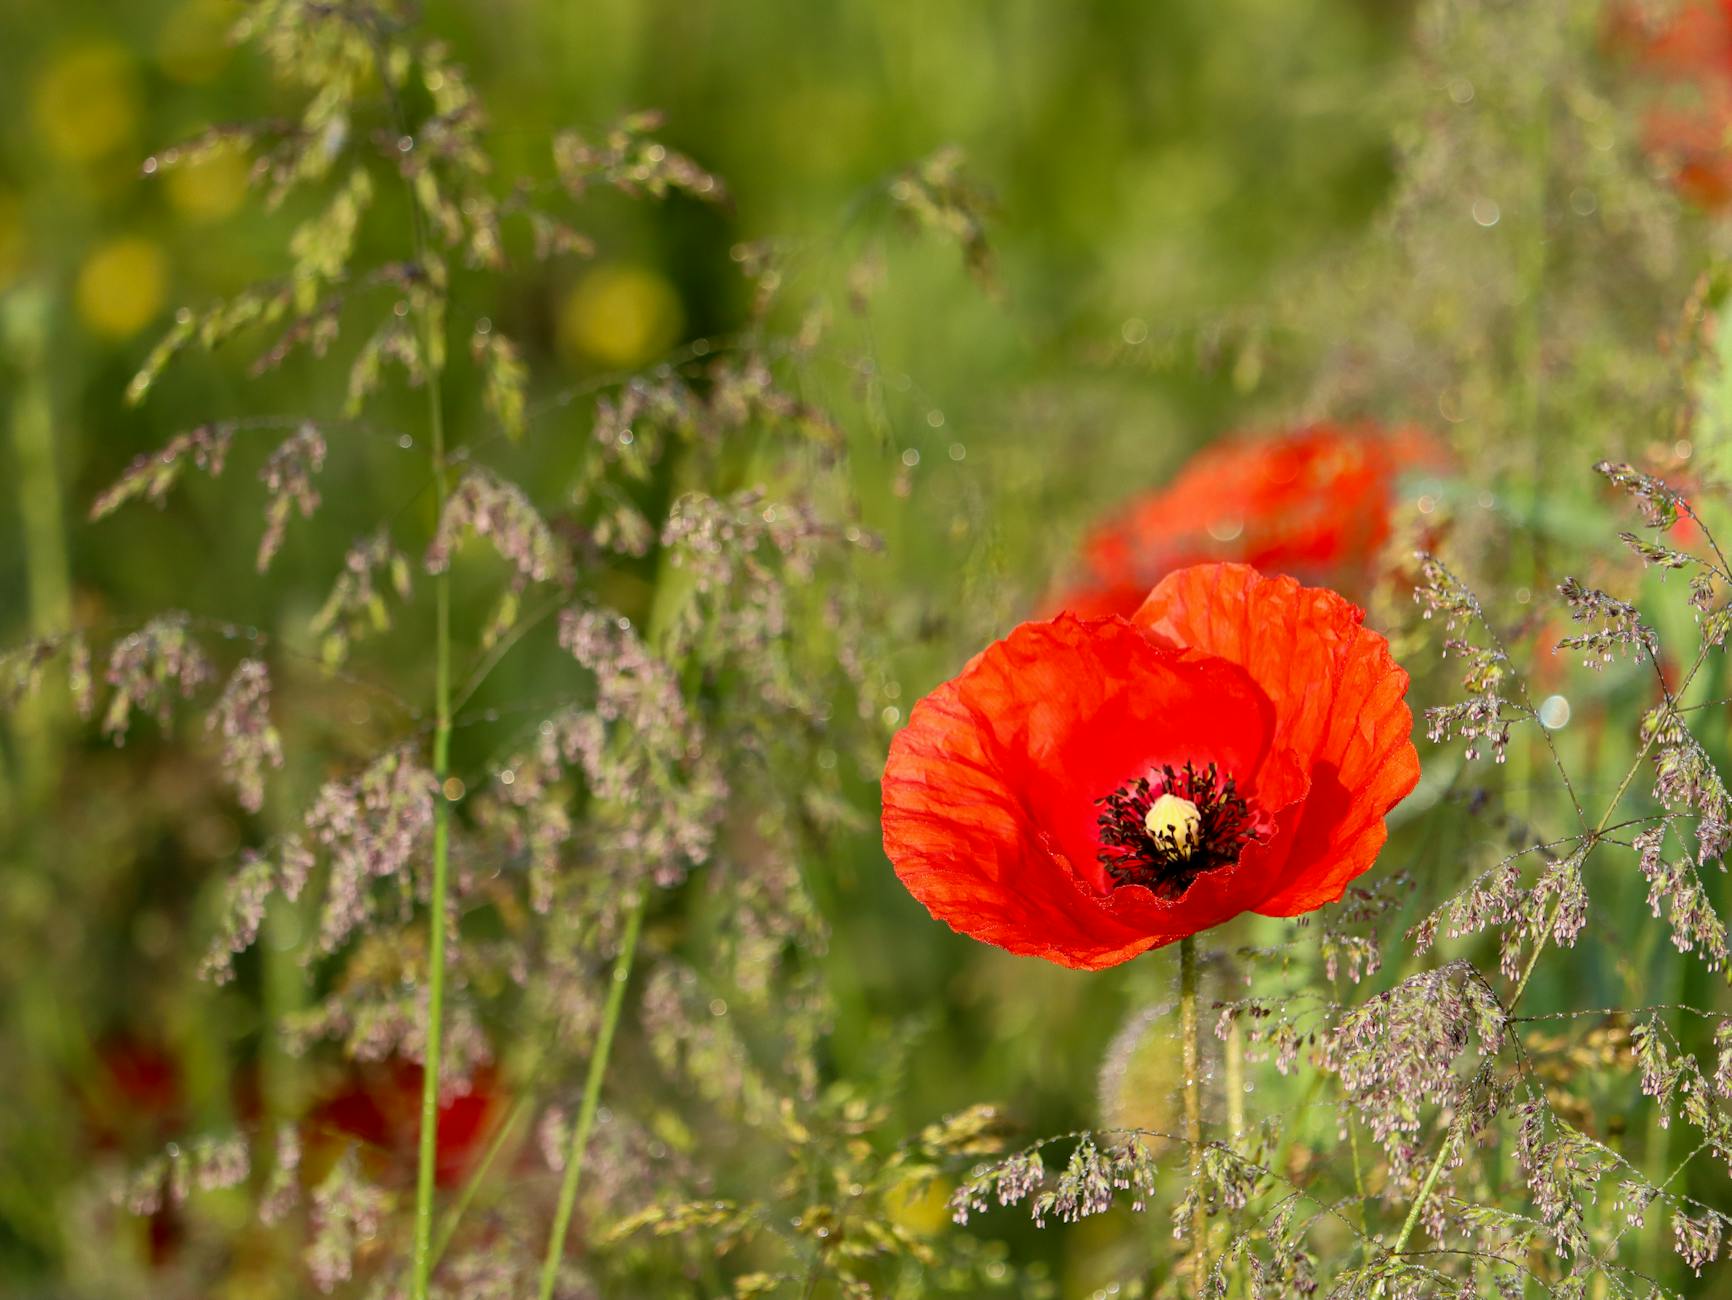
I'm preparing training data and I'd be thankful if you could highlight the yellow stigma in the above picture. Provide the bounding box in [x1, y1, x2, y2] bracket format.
[1144, 793, 1202, 859]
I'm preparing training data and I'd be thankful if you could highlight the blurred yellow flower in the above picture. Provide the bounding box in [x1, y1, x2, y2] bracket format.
[164, 149, 251, 223]
[883, 1173, 952, 1236]
[158, 0, 238, 84]
[33, 45, 139, 164]
[76, 237, 168, 339]
[0, 195, 24, 291]
[556, 263, 683, 369]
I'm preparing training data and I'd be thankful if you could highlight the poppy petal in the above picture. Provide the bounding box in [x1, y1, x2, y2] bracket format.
[1100, 741, 1310, 937]
[1133, 562, 1420, 914]
[881, 615, 1279, 969]
[1049, 424, 1447, 620]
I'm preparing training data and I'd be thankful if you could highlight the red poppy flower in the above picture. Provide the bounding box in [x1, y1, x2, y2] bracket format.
[1053, 424, 1446, 619]
[1646, 104, 1732, 210]
[88, 1037, 187, 1265]
[94, 1036, 183, 1134]
[1611, 0, 1732, 78]
[1612, 1, 1732, 208]
[310, 1060, 500, 1189]
[882, 563, 1419, 969]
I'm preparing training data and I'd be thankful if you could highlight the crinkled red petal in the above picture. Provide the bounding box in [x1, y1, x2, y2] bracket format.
[1051, 425, 1447, 619]
[881, 614, 1289, 969]
[1133, 562, 1419, 915]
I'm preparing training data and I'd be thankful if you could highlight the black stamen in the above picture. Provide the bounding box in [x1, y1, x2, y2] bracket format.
[1095, 761, 1262, 898]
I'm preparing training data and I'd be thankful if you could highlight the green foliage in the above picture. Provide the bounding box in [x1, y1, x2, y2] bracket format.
[13, 0, 1732, 1295]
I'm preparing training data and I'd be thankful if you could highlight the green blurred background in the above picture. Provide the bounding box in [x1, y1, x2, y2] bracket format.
[12, 0, 1721, 1294]
[0, 0, 1410, 1287]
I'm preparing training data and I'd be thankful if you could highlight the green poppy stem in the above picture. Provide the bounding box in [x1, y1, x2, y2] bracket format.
[1180, 934, 1207, 1287]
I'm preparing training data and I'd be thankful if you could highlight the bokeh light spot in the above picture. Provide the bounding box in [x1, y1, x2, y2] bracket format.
[164, 148, 251, 222]
[1538, 694, 1571, 730]
[33, 45, 139, 164]
[76, 237, 168, 339]
[883, 1174, 953, 1236]
[556, 263, 683, 369]
[158, 0, 239, 84]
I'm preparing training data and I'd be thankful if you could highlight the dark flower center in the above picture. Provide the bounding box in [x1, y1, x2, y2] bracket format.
[1096, 761, 1264, 898]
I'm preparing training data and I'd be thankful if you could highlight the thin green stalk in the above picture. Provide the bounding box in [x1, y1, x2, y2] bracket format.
[262, 849, 309, 1123]
[1333, 974, 1371, 1257]
[409, 263, 453, 1300]
[538, 896, 646, 1300]
[335, 25, 468, 1299]
[1392, 635, 1720, 1263]
[431, 1094, 529, 1268]
[1179, 935, 1207, 1287]
[1224, 1007, 1249, 1300]
[1224, 1014, 1244, 1146]
[1389, 1117, 1457, 1260]
[1347, 1109, 1370, 1246]
[1645, 652, 1729, 1268]
[1509, 652, 1689, 1012]
[799, 1251, 824, 1300]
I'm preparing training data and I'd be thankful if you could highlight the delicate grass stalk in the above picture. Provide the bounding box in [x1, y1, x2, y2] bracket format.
[367, 19, 460, 1290]
[1224, 1006, 1249, 1299]
[408, 257, 454, 1300]
[263, 791, 309, 1123]
[1347, 1108, 1370, 1257]
[431, 1094, 529, 1268]
[1224, 1014, 1244, 1144]
[1179, 934, 1207, 1287]
[1392, 634, 1721, 1263]
[1389, 1116, 1457, 1260]
[1509, 655, 1688, 1012]
[1332, 973, 1370, 1257]
[537, 896, 647, 1300]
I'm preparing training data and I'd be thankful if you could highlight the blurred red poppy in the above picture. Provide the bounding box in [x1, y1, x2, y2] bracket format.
[311, 1060, 499, 1189]
[93, 1036, 183, 1135]
[1052, 424, 1446, 619]
[89, 1036, 186, 1265]
[882, 563, 1419, 969]
[1612, 0, 1732, 208]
